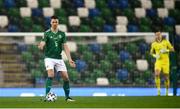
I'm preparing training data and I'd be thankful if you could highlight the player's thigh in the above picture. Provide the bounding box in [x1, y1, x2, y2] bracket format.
[55, 60, 67, 72]
[54, 60, 69, 80]
[155, 62, 162, 76]
[162, 64, 170, 75]
[47, 69, 54, 77]
[60, 71, 69, 81]
[44, 58, 55, 77]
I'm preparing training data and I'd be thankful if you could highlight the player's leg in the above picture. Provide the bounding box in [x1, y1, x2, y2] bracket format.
[162, 64, 170, 96]
[44, 58, 55, 95]
[155, 63, 161, 96]
[55, 60, 75, 101]
[60, 71, 70, 98]
[46, 69, 54, 95]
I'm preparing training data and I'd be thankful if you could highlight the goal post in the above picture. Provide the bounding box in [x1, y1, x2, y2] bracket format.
[0, 32, 172, 88]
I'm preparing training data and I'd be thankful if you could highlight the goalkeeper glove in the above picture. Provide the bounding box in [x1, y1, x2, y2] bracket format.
[160, 48, 169, 54]
[152, 54, 160, 59]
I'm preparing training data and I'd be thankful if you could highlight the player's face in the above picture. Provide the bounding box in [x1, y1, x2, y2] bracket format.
[51, 19, 59, 29]
[155, 32, 162, 41]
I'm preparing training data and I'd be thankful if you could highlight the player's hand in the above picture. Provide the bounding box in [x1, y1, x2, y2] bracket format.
[155, 54, 160, 59]
[69, 60, 76, 68]
[153, 54, 160, 59]
[160, 48, 169, 54]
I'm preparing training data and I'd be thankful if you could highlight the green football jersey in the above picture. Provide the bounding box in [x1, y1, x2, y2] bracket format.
[42, 29, 67, 59]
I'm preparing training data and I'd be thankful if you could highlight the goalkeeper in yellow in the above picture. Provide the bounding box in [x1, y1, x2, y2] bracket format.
[150, 32, 174, 96]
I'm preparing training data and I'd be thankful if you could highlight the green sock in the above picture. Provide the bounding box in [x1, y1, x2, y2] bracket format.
[63, 81, 70, 98]
[45, 77, 52, 95]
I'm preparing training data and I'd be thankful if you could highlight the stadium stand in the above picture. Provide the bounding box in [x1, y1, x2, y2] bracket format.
[0, 0, 179, 87]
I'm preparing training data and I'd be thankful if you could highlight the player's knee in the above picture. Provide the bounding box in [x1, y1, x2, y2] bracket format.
[47, 70, 54, 77]
[155, 69, 160, 76]
[63, 76, 69, 81]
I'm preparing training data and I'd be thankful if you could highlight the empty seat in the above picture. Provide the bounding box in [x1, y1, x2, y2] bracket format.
[119, 50, 131, 62]
[127, 24, 139, 32]
[8, 8, 20, 18]
[152, 0, 164, 8]
[140, 25, 151, 32]
[140, 0, 152, 9]
[27, 0, 38, 8]
[20, 7, 31, 17]
[79, 25, 91, 32]
[8, 24, 19, 32]
[4, 0, 16, 8]
[96, 36, 108, 43]
[75, 60, 87, 72]
[96, 0, 107, 9]
[116, 25, 127, 32]
[0, 16, 9, 28]
[93, 16, 105, 26]
[32, 24, 43, 32]
[158, 8, 168, 18]
[66, 41, 77, 52]
[116, 16, 128, 25]
[58, 24, 67, 32]
[175, 25, 180, 35]
[73, 0, 84, 7]
[117, 69, 128, 81]
[101, 8, 112, 18]
[108, 0, 117, 9]
[89, 8, 100, 18]
[163, 17, 176, 26]
[103, 25, 114, 32]
[84, 0, 95, 9]
[32, 8, 43, 17]
[138, 42, 149, 54]
[96, 77, 109, 86]
[164, 0, 175, 9]
[43, 7, 54, 17]
[118, 0, 129, 9]
[68, 16, 81, 26]
[89, 43, 101, 53]
[38, 0, 49, 7]
[50, 0, 61, 8]
[44, 17, 51, 28]
[55, 8, 66, 17]
[16, 0, 27, 7]
[136, 59, 148, 71]
[24, 36, 36, 44]
[77, 7, 89, 17]
[146, 9, 157, 17]
[135, 8, 146, 18]
[59, 16, 68, 25]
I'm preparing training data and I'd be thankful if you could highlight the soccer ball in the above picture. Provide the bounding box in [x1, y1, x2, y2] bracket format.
[46, 92, 57, 102]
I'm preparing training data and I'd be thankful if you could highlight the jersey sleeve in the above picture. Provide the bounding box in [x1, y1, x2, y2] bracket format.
[62, 32, 67, 43]
[166, 40, 173, 50]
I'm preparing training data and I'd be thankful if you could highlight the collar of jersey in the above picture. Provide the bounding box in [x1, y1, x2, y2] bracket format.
[51, 28, 58, 34]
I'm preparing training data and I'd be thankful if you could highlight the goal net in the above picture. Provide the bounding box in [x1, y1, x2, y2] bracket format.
[0, 32, 169, 87]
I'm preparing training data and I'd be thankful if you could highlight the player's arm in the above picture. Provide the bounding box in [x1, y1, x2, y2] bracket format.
[38, 32, 47, 50]
[160, 40, 174, 53]
[62, 32, 76, 68]
[150, 43, 160, 59]
[63, 43, 76, 68]
[38, 41, 46, 50]
[167, 40, 175, 52]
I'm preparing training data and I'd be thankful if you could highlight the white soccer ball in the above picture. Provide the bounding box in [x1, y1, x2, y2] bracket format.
[46, 92, 57, 102]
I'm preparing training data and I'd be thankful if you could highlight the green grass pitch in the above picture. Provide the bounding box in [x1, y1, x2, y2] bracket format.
[0, 96, 180, 108]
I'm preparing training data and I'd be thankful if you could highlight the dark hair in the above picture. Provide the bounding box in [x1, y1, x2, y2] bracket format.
[51, 16, 58, 19]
